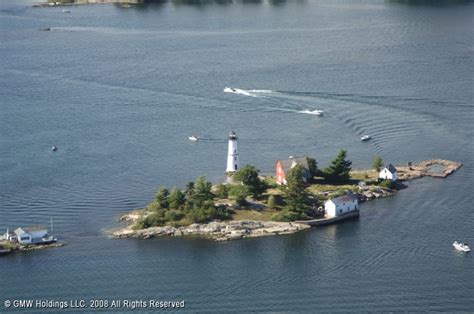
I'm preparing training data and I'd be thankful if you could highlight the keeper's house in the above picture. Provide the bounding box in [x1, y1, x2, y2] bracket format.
[324, 194, 359, 218]
[14, 226, 48, 245]
[379, 164, 398, 181]
[276, 157, 312, 185]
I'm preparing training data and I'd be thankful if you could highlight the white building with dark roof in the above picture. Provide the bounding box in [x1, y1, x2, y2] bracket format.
[379, 164, 398, 181]
[324, 194, 359, 218]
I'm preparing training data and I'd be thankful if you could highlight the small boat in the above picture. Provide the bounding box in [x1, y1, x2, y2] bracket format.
[453, 241, 470, 252]
[188, 136, 200, 142]
[361, 135, 371, 141]
[51, 146, 58, 151]
[0, 248, 12, 255]
[223, 87, 238, 93]
[41, 236, 58, 244]
[39, 27, 52, 31]
[62, 9, 71, 13]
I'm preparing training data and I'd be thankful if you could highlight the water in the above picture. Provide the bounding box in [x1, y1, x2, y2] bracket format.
[1, 0, 473, 312]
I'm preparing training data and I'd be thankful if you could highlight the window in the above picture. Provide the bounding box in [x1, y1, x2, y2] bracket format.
[234, 165, 238, 170]
[234, 149, 236, 154]
[234, 157, 237, 161]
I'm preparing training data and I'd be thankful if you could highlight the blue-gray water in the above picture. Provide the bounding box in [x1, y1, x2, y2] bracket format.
[1, 0, 473, 312]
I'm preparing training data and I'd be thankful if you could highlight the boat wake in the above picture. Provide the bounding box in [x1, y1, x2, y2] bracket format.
[223, 87, 273, 97]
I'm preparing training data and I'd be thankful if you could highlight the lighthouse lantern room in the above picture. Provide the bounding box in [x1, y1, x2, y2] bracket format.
[226, 131, 240, 173]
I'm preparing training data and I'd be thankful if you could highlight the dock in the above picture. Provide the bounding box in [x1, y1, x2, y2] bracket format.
[295, 210, 360, 227]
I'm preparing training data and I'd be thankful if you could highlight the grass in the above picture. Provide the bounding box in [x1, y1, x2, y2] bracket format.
[231, 209, 275, 221]
[350, 170, 378, 181]
[306, 184, 359, 194]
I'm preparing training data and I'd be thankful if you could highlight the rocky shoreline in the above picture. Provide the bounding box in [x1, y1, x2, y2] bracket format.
[112, 220, 310, 242]
[112, 159, 461, 242]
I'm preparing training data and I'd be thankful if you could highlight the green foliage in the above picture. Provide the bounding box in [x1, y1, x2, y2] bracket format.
[323, 149, 352, 183]
[185, 182, 195, 197]
[283, 165, 309, 213]
[373, 155, 384, 172]
[169, 187, 185, 210]
[228, 184, 249, 198]
[164, 209, 185, 222]
[137, 176, 231, 229]
[267, 195, 277, 209]
[215, 184, 228, 199]
[379, 179, 395, 189]
[271, 209, 307, 222]
[234, 165, 267, 199]
[235, 195, 248, 207]
[155, 187, 170, 209]
[307, 157, 319, 178]
[193, 176, 214, 206]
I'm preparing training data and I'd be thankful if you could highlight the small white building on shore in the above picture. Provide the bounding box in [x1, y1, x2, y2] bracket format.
[324, 194, 359, 218]
[379, 164, 398, 181]
[14, 226, 49, 245]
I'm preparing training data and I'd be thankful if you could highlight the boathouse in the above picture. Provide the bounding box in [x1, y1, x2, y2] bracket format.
[324, 194, 359, 218]
[276, 157, 312, 185]
[14, 226, 48, 245]
[379, 164, 398, 181]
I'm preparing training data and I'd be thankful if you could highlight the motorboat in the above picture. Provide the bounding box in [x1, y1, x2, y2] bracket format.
[224, 87, 237, 93]
[361, 135, 371, 141]
[41, 236, 58, 244]
[301, 109, 323, 116]
[51, 146, 58, 151]
[62, 9, 71, 13]
[453, 241, 470, 252]
[188, 136, 200, 142]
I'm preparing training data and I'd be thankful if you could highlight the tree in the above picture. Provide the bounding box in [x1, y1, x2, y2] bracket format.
[155, 187, 170, 209]
[267, 195, 277, 209]
[169, 187, 185, 210]
[323, 149, 352, 183]
[307, 157, 319, 178]
[372, 155, 383, 172]
[234, 165, 267, 199]
[215, 184, 228, 199]
[185, 182, 195, 197]
[228, 185, 249, 207]
[283, 164, 308, 213]
[193, 176, 214, 206]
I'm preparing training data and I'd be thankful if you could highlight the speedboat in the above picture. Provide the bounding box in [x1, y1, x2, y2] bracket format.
[361, 135, 371, 141]
[223, 87, 237, 93]
[453, 241, 470, 252]
[188, 136, 200, 142]
[301, 109, 323, 116]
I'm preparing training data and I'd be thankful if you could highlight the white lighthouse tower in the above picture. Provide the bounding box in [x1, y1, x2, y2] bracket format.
[226, 131, 240, 173]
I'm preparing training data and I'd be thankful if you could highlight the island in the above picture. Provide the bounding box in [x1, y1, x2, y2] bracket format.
[112, 151, 462, 242]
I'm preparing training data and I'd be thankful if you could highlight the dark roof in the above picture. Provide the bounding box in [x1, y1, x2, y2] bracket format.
[329, 194, 358, 204]
[385, 164, 397, 174]
[279, 157, 310, 173]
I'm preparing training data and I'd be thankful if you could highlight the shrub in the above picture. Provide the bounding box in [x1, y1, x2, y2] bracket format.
[379, 179, 395, 189]
[271, 209, 306, 222]
[215, 184, 228, 199]
[267, 195, 277, 209]
[164, 210, 185, 222]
